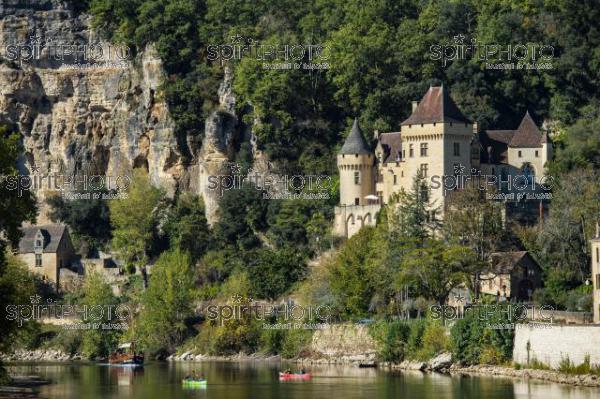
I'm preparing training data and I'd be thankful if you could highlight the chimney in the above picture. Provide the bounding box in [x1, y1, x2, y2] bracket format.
[412, 101, 418, 112]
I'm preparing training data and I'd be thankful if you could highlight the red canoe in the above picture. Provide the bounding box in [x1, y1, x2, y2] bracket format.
[279, 372, 312, 381]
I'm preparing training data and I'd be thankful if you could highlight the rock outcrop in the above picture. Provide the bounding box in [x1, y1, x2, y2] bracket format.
[0, 0, 239, 223]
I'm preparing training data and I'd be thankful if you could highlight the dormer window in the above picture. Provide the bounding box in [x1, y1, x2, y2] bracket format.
[34, 230, 44, 252]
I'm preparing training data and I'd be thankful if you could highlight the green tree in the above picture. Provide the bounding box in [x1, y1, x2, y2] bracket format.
[109, 169, 164, 272]
[0, 129, 37, 383]
[162, 193, 211, 261]
[46, 193, 111, 255]
[135, 249, 195, 355]
[396, 239, 480, 305]
[245, 247, 306, 300]
[328, 226, 389, 318]
[80, 273, 121, 358]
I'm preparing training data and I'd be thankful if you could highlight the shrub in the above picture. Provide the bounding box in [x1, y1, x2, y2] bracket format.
[451, 304, 516, 365]
[280, 329, 313, 359]
[369, 319, 411, 362]
[416, 321, 449, 360]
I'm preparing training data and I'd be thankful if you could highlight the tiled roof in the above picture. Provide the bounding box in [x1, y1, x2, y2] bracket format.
[339, 118, 371, 154]
[490, 251, 529, 274]
[378, 132, 402, 163]
[480, 112, 546, 162]
[509, 111, 544, 148]
[401, 86, 471, 126]
[19, 224, 67, 254]
[480, 130, 514, 164]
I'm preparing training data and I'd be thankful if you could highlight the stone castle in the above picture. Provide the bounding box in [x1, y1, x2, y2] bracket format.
[333, 85, 552, 238]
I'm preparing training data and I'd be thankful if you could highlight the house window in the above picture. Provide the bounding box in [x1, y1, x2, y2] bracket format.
[453, 142, 460, 156]
[393, 175, 397, 185]
[420, 143, 428, 157]
[535, 150, 539, 157]
[354, 171, 360, 185]
[518, 150, 522, 157]
[354, 198, 359, 205]
[420, 164, 428, 177]
[35, 254, 42, 267]
[409, 144, 414, 158]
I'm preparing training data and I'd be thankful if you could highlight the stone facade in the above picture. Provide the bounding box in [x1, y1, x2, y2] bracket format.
[334, 86, 552, 238]
[513, 325, 600, 368]
[17, 224, 75, 289]
[479, 251, 543, 301]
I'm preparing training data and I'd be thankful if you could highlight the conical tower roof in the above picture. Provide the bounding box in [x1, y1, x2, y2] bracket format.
[339, 118, 371, 155]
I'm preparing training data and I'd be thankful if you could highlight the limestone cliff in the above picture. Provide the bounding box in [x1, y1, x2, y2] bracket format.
[0, 0, 239, 224]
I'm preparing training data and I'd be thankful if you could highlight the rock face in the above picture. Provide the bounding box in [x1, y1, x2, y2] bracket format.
[307, 324, 379, 364]
[0, 0, 238, 223]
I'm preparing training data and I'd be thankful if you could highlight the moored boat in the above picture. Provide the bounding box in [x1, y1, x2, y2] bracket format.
[109, 342, 144, 366]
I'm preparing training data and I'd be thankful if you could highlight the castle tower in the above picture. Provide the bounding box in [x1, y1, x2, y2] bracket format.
[333, 119, 380, 237]
[400, 85, 474, 211]
[592, 222, 600, 323]
[337, 118, 375, 206]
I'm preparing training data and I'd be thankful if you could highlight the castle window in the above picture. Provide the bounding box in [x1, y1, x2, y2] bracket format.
[420, 164, 428, 177]
[354, 198, 359, 205]
[393, 175, 397, 185]
[453, 142, 460, 156]
[402, 150, 406, 159]
[535, 150, 539, 157]
[420, 143, 428, 157]
[401, 171, 404, 177]
[36, 240, 42, 247]
[354, 171, 360, 185]
[596, 274, 600, 289]
[35, 254, 42, 267]
[518, 150, 522, 158]
[492, 167, 495, 175]
[409, 144, 414, 157]
[597, 247, 599, 263]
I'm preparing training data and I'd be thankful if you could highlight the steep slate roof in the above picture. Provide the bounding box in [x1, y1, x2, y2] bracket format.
[19, 224, 67, 254]
[339, 118, 371, 154]
[480, 112, 545, 163]
[378, 132, 402, 163]
[508, 111, 544, 148]
[479, 130, 514, 164]
[490, 251, 530, 274]
[401, 86, 471, 126]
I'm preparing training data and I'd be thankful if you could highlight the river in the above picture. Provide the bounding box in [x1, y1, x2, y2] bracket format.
[7, 361, 600, 399]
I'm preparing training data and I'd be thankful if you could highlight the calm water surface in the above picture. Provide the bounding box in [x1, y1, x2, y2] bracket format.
[8, 361, 600, 399]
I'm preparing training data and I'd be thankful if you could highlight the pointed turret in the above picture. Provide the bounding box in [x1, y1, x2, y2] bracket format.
[339, 118, 371, 154]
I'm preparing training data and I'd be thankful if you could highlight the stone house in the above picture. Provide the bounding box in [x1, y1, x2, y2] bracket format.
[479, 251, 543, 301]
[17, 224, 75, 290]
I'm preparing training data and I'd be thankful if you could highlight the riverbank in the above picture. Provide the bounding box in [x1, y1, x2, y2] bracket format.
[0, 349, 82, 362]
[449, 364, 600, 388]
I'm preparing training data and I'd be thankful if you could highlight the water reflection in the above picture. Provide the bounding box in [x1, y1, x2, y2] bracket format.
[6, 362, 599, 399]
